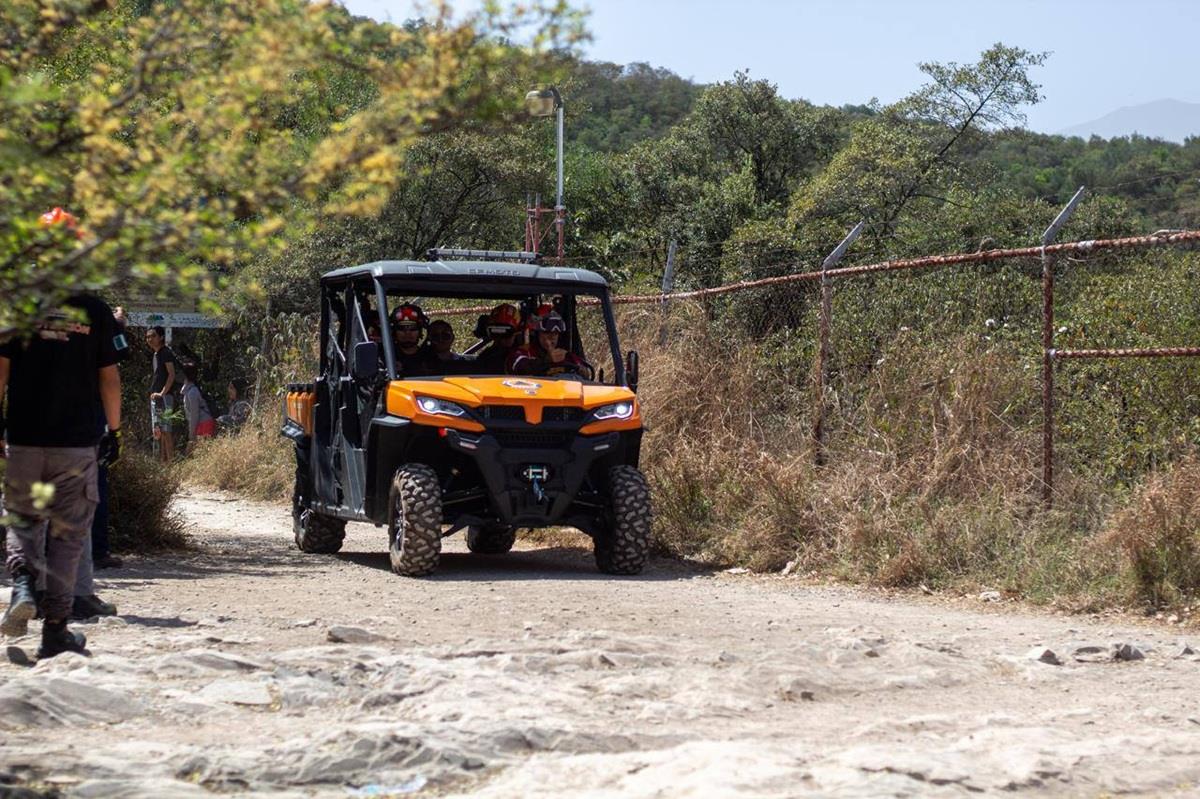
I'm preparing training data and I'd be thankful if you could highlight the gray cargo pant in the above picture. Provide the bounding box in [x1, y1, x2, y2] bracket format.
[4, 446, 97, 622]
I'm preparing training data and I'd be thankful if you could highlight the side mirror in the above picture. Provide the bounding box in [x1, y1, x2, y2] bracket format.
[352, 341, 379, 382]
[625, 350, 639, 393]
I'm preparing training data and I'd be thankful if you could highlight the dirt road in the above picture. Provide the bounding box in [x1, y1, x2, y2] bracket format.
[1, 491, 1198, 797]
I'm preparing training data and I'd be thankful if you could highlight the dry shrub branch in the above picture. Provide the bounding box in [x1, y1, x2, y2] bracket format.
[180, 412, 294, 503]
[108, 451, 188, 551]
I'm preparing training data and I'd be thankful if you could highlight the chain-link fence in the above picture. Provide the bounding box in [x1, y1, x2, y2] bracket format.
[617, 228, 1200, 509]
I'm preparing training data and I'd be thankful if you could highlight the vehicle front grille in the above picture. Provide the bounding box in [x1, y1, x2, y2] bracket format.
[542, 406, 584, 422]
[478, 405, 525, 421]
[492, 430, 574, 449]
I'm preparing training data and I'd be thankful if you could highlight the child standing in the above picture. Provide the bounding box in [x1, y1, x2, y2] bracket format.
[179, 360, 216, 444]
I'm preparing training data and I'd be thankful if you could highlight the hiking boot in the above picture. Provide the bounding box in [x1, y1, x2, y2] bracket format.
[71, 594, 117, 620]
[1, 572, 38, 637]
[94, 554, 124, 570]
[37, 620, 87, 659]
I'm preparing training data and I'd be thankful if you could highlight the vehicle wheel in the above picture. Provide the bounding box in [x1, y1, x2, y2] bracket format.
[388, 464, 443, 576]
[466, 524, 517, 554]
[594, 465, 652, 575]
[293, 508, 346, 554]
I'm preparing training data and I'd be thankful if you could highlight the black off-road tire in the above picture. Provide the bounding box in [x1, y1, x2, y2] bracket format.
[594, 465, 653, 575]
[293, 509, 347, 554]
[388, 464, 443, 577]
[466, 524, 517, 555]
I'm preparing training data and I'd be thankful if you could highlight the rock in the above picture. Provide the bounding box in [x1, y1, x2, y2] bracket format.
[780, 560, 798, 576]
[918, 583, 934, 595]
[723, 567, 750, 575]
[1025, 646, 1062, 666]
[777, 679, 817, 702]
[979, 590, 1002, 602]
[1168, 614, 1180, 624]
[326, 626, 386, 644]
[1175, 644, 1196, 657]
[1073, 645, 1110, 663]
[290, 619, 317, 628]
[197, 679, 273, 706]
[1114, 643, 1145, 662]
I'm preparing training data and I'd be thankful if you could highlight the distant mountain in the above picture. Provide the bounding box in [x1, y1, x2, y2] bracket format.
[1058, 99, 1200, 143]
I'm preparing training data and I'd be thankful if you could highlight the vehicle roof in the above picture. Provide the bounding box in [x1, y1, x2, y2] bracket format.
[321, 260, 609, 289]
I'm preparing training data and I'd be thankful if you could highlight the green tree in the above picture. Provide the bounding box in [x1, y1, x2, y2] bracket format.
[0, 0, 582, 329]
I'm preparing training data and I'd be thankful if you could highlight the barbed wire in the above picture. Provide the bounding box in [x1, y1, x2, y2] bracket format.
[425, 228, 1200, 318]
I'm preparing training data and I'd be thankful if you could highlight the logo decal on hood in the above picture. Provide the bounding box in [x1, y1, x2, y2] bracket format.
[502, 379, 542, 395]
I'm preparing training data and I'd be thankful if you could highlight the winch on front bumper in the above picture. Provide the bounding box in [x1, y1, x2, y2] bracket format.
[443, 427, 624, 526]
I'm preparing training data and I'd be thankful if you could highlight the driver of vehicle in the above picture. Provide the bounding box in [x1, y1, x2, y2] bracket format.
[391, 303, 436, 377]
[507, 310, 588, 377]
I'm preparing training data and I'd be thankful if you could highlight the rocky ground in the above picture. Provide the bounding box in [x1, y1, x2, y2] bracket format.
[0, 491, 1199, 797]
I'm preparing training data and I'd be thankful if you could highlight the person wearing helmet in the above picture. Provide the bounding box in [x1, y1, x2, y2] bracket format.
[391, 303, 436, 377]
[420, 319, 463, 375]
[507, 310, 589, 377]
[473, 303, 521, 375]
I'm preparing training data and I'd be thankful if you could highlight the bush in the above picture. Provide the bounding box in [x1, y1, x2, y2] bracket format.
[108, 450, 188, 551]
[179, 412, 294, 502]
[1102, 454, 1200, 607]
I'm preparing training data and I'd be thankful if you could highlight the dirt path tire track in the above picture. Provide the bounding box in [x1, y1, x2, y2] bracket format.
[0, 490, 1198, 797]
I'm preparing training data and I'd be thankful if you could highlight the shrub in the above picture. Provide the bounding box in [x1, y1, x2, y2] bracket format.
[179, 411, 294, 502]
[1101, 454, 1200, 607]
[107, 450, 188, 551]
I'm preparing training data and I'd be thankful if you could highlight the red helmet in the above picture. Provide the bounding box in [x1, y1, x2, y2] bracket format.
[391, 303, 427, 330]
[486, 304, 520, 336]
[532, 310, 566, 334]
[526, 303, 555, 330]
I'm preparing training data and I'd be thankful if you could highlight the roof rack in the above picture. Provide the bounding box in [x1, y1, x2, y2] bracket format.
[427, 248, 541, 264]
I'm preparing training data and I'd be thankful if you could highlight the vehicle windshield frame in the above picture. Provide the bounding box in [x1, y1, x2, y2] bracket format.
[367, 277, 626, 385]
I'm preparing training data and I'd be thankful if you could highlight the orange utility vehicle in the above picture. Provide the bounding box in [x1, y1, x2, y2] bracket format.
[282, 254, 651, 576]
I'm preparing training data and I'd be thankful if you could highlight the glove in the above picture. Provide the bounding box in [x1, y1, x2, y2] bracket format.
[98, 427, 123, 467]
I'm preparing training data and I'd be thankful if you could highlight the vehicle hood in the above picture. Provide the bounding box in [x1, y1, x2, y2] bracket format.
[394, 376, 634, 408]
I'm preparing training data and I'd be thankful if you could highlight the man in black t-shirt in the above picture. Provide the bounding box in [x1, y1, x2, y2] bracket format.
[0, 294, 123, 658]
[145, 325, 177, 462]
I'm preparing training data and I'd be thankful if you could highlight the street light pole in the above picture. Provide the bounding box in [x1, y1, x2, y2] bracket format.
[525, 87, 565, 264]
[554, 98, 564, 265]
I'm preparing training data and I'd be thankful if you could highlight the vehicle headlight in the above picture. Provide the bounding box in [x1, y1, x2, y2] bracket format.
[416, 396, 468, 417]
[592, 401, 634, 421]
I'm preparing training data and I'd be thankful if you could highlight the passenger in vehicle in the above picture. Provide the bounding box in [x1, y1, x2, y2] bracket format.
[472, 304, 521, 375]
[421, 319, 463, 374]
[507, 310, 589, 377]
[391, 303, 437, 377]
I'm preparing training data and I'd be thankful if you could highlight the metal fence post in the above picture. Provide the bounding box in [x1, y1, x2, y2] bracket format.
[812, 221, 864, 465]
[1040, 186, 1086, 507]
[657, 239, 678, 346]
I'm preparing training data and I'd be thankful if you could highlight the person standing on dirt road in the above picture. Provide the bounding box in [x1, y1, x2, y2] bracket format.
[0, 293, 123, 658]
[146, 326, 178, 462]
[179, 360, 216, 445]
[89, 306, 128, 572]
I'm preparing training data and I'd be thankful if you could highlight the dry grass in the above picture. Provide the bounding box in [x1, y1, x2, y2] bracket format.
[180, 410, 294, 502]
[108, 450, 189, 551]
[1101, 454, 1200, 607]
[636, 312, 1131, 605]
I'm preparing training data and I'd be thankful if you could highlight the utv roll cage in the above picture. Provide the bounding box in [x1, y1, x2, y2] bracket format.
[322, 259, 627, 385]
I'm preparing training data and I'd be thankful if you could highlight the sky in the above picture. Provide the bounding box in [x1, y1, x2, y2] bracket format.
[341, 0, 1200, 134]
